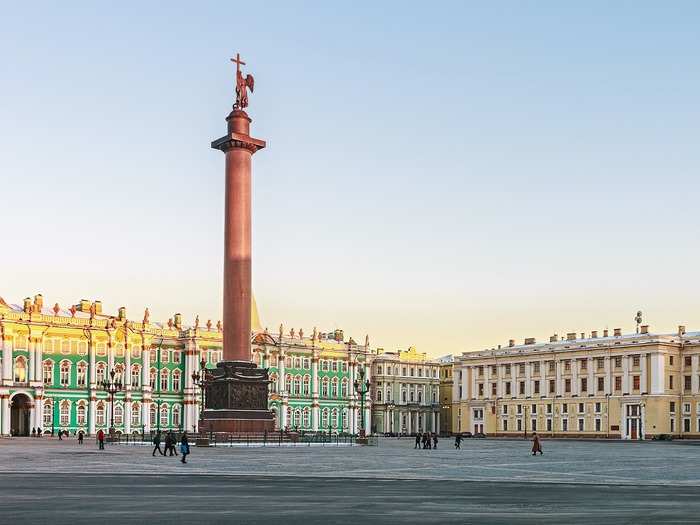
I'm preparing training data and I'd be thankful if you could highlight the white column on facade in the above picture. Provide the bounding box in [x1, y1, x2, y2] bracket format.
[462, 368, 469, 400]
[34, 395, 43, 430]
[587, 356, 594, 395]
[406, 410, 412, 434]
[124, 402, 132, 434]
[453, 367, 461, 402]
[512, 363, 519, 398]
[142, 399, 151, 433]
[0, 395, 9, 435]
[692, 355, 699, 395]
[525, 363, 532, 397]
[311, 354, 319, 431]
[484, 365, 491, 399]
[641, 353, 648, 394]
[622, 355, 630, 394]
[34, 338, 43, 383]
[604, 356, 611, 394]
[88, 336, 96, 386]
[262, 349, 270, 369]
[436, 411, 441, 433]
[496, 364, 503, 398]
[650, 353, 665, 394]
[471, 367, 478, 398]
[141, 344, 150, 389]
[555, 360, 562, 396]
[124, 341, 132, 388]
[364, 363, 372, 434]
[278, 351, 286, 394]
[2, 335, 12, 384]
[88, 398, 96, 435]
[571, 358, 579, 396]
[28, 337, 36, 384]
[280, 398, 288, 430]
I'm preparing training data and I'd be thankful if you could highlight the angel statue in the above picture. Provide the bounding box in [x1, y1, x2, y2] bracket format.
[231, 53, 254, 110]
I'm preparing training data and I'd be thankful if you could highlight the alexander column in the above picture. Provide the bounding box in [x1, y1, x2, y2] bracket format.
[200, 53, 274, 433]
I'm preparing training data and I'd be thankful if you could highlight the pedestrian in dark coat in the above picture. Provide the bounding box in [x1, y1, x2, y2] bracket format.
[96, 429, 105, 450]
[433, 433, 438, 449]
[37, 427, 42, 437]
[152, 431, 165, 456]
[414, 433, 421, 449]
[531, 432, 543, 455]
[168, 432, 178, 456]
[180, 432, 190, 464]
[58, 429, 63, 440]
[454, 434, 462, 449]
[78, 430, 84, 444]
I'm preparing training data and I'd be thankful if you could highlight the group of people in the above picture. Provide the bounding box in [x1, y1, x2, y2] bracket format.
[152, 430, 190, 463]
[414, 432, 439, 449]
[29, 427, 85, 443]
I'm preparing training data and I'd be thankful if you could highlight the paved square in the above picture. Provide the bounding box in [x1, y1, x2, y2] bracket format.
[2, 437, 700, 523]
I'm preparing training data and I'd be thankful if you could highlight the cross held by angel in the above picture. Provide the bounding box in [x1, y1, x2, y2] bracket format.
[231, 53, 254, 110]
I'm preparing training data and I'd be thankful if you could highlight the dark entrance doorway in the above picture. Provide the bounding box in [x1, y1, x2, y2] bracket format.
[11, 394, 32, 436]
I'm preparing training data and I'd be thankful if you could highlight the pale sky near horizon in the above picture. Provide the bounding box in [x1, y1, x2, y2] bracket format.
[1, 2, 699, 356]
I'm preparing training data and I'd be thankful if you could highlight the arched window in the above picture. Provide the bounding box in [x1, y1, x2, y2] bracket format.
[302, 407, 310, 428]
[160, 369, 169, 391]
[76, 362, 87, 387]
[331, 378, 338, 397]
[321, 377, 329, 397]
[76, 402, 87, 426]
[43, 361, 53, 385]
[377, 389, 383, 402]
[342, 409, 348, 430]
[59, 400, 70, 426]
[285, 406, 292, 429]
[131, 403, 141, 427]
[432, 389, 437, 403]
[321, 408, 329, 428]
[150, 404, 157, 426]
[293, 409, 301, 428]
[285, 375, 292, 393]
[96, 362, 106, 384]
[386, 387, 392, 402]
[378, 365, 383, 375]
[271, 406, 279, 430]
[402, 389, 407, 403]
[331, 408, 338, 428]
[293, 376, 301, 395]
[172, 370, 181, 392]
[149, 368, 157, 389]
[60, 360, 71, 387]
[302, 376, 310, 396]
[14, 357, 27, 383]
[294, 357, 301, 369]
[96, 401, 106, 426]
[269, 373, 278, 393]
[114, 403, 123, 426]
[160, 405, 169, 428]
[285, 356, 292, 369]
[43, 399, 53, 427]
[417, 390, 422, 404]
[114, 364, 124, 383]
[341, 379, 348, 398]
[131, 365, 140, 387]
[172, 405, 181, 428]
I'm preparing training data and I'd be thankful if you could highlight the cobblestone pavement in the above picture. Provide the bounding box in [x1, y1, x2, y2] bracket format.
[2, 437, 700, 523]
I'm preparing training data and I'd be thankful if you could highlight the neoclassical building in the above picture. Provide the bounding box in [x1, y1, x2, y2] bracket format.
[452, 325, 700, 439]
[252, 328, 372, 434]
[0, 293, 371, 437]
[370, 347, 441, 435]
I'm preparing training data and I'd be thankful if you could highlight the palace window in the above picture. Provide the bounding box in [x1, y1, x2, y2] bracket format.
[60, 400, 70, 426]
[377, 389, 383, 402]
[160, 406, 169, 428]
[502, 405, 508, 415]
[302, 376, 310, 395]
[410, 389, 415, 402]
[683, 403, 691, 414]
[43, 361, 53, 385]
[320, 360, 328, 372]
[597, 358, 604, 370]
[505, 364, 511, 375]
[491, 383, 497, 396]
[671, 418, 676, 433]
[562, 403, 568, 414]
[160, 370, 169, 391]
[503, 419, 508, 432]
[516, 404, 522, 415]
[303, 408, 310, 429]
[331, 361, 338, 372]
[506, 383, 512, 396]
[61, 339, 70, 355]
[580, 378, 587, 393]
[418, 390, 423, 404]
[531, 404, 537, 415]
[580, 360, 587, 371]
[595, 419, 601, 432]
[614, 376, 622, 390]
[14, 357, 27, 383]
[302, 358, 310, 369]
[633, 375, 640, 391]
[614, 357, 622, 368]
[670, 376, 674, 389]
[670, 401, 676, 413]
[332, 378, 339, 397]
[564, 379, 571, 393]
[285, 375, 292, 393]
[342, 362, 348, 373]
[293, 357, 301, 369]
[150, 405, 157, 426]
[595, 402, 601, 413]
[518, 382, 525, 395]
[685, 356, 692, 367]
[518, 364, 525, 375]
[546, 419, 552, 431]
[533, 362, 540, 374]
[321, 378, 329, 397]
[77, 362, 87, 387]
[270, 374, 278, 393]
[410, 367, 415, 377]
[173, 351, 181, 364]
[114, 364, 124, 384]
[149, 368, 157, 389]
[321, 408, 329, 428]
[401, 389, 407, 403]
[114, 404, 124, 426]
[96, 363, 106, 384]
[172, 370, 181, 392]
[549, 379, 555, 395]
[131, 403, 141, 427]
[60, 361, 71, 387]
[578, 418, 584, 432]
[578, 403, 584, 414]
[172, 405, 181, 428]
[402, 367, 407, 376]
[548, 361, 555, 373]
[341, 379, 348, 397]
[533, 380, 540, 395]
[685, 376, 691, 391]
[564, 360, 571, 372]
[670, 356, 674, 366]
[597, 377, 604, 391]
[292, 376, 301, 395]
[531, 419, 537, 432]
[43, 400, 53, 427]
[546, 403, 552, 414]
[96, 402, 106, 427]
[632, 355, 640, 367]
[286, 356, 293, 369]
[516, 419, 522, 432]
[131, 365, 140, 388]
[161, 349, 169, 363]
[562, 419, 568, 432]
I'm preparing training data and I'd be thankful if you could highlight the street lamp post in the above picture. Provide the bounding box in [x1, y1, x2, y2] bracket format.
[191, 357, 208, 433]
[353, 366, 370, 438]
[101, 368, 123, 436]
[387, 402, 396, 435]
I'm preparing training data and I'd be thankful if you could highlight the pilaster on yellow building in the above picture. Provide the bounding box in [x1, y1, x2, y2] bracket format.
[452, 325, 700, 439]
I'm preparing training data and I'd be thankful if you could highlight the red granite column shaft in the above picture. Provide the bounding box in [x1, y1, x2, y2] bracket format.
[213, 109, 265, 363]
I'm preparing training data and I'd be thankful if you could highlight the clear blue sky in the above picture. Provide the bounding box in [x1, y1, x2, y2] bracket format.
[2, 1, 699, 355]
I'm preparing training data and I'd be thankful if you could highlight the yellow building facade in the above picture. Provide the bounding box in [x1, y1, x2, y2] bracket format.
[452, 325, 700, 439]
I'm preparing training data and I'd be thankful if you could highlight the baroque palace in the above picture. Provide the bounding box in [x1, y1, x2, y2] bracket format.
[0, 293, 398, 436]
[451, 325, 700, 439]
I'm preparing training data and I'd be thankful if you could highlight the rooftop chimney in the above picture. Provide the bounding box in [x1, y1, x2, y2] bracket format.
[640, 325, 649, 334]
[549, 334, 558, 343]
[603, 329, 609, 337]
[679, 325, 686, 336]
[508, 339, 515, 347]
[614, 328, 621, 337]
[591, 330, 598, 338]
[566, 333, 576, 341]
[524, 337, 536, 345]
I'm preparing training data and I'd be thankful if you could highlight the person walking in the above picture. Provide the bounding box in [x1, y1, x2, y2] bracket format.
[454, 434, 462, 449]
[96, 429, 105, 450]
[163, 432, 172, 456]
[37, 427, 42, 438]
[531, 432, 543, 456]
[433, 433, 438, 449]
[180, 432, 190, 464]
[152, 431, 164, 456]
[169, 432, 178, 456]
[78, 430, 84, 445]
[58, 429, 63, 441]
[414, 433, 421, 449]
